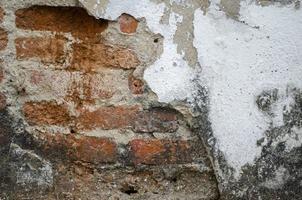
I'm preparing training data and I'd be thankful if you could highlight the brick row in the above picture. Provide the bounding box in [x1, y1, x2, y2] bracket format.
[23, 101, 179, 133]
[15, 36, 139, 71]
[33, 131, 204, 166]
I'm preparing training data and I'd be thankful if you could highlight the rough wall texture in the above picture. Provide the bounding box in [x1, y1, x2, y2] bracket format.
[0, 0, 301, 199]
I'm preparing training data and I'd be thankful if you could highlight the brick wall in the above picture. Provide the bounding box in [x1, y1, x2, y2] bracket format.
[0, 4, 218, 199]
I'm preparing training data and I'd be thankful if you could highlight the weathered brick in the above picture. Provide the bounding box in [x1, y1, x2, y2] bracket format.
[23, 101, 71, 126]
[76, 106, 140, 130]
[15, 36, 66, 63]
[0, 28, 8, 51]
[129, 139, 196, 165]
[25, 70, 114, 105]
[65, 73, 113, 107]
[76, 106, 179, 132]
[69, 135, 117, 164]
[133, 108, 179, 133]
[35, 133, 117, 164]
[119, 13, 138, 34]
[128, 75, 144, 95]
[71, 40, 140, 71]
[0, 92, 6, 110]
[0, 7, 4, 22]
[15, 6, 108, 38]
[24, 69, 71, 99]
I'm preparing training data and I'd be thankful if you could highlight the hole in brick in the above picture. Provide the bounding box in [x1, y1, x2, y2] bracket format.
[171, 177, 178, 183]
[70, 128, 76, 134]
[120, 184, 138, 195]
[153, 38, 159, 43]
[133, 82, 139, 87]
[129, 75, 144, 95]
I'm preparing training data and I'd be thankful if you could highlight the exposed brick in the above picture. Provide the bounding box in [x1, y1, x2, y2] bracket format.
[129, 139, 197, 165]
[35, 133, 117, 164]
[76, 106, 179, 132]
[15, 6, 108, 38]
[69, 135, 117, 164]
[0, 28, 8, 51]
[128, 75, 144, 95]
[0, 92, 6, 110]
[76, 106, 140, 130]
[119, 13, 138, 34]
[15, 36, 66, 63]
[133, 108, 179, 133]
[23, 101, 71, 126]
[71, 40, 140, 71]
[0, 7, 4, 22]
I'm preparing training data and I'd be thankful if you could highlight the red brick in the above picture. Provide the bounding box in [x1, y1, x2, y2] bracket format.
[15, 6, 108, 38]
[133, 108, 179, 133]
[23, 101, 71, 126]
[0, 7, 4, 23]
[0, 28, 8, 51]
[15, 36, 66, 63]
[69, 135, 117, 164]
[119, 13, 138, 34]
[128, 75, 144, 95]
[76, 106, 140, 130]
[0, 92, 6, 110]
[76, 106, 179, 132]
[129, 139, 195, 165]
[71, 40, 140, 71]
[36, 133, 117, 164]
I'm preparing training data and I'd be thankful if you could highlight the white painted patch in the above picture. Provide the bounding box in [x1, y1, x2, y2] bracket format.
[144, 12, 196, 102]
[194, 2, 302, 177]
[80, 0, 196, 102]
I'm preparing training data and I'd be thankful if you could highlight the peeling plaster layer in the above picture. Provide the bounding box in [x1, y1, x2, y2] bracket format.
[80, 0, 197, 102]
[194, 1, 302, 176]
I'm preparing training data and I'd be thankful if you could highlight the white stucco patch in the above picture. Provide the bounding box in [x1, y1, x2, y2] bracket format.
[143, 11, 196, 102]
[80, 0, 196, 102]
[194, 2, 302, 177]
